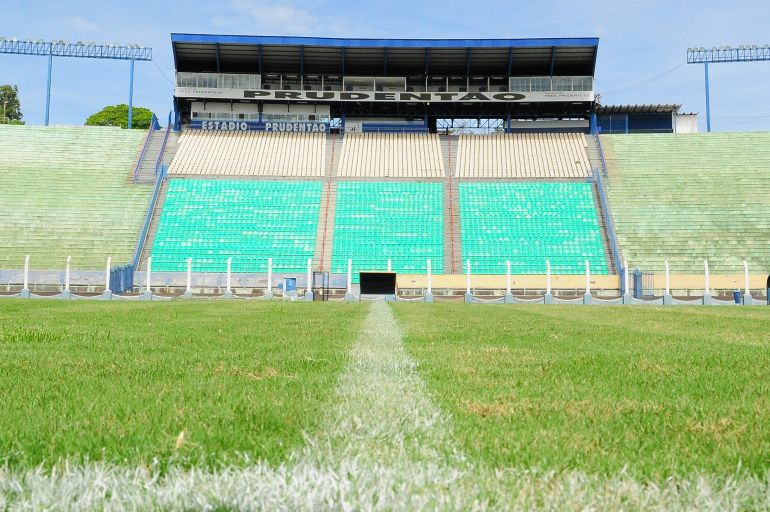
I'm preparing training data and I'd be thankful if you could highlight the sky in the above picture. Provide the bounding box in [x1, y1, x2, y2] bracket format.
[2, 0, 770, 131]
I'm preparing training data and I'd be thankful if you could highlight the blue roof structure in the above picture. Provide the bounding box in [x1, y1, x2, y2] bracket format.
[171, 33, 600, 77]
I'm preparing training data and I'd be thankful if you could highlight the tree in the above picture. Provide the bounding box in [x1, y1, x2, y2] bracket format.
[85, 104, 154, 129]
[0, 85, 23, 124]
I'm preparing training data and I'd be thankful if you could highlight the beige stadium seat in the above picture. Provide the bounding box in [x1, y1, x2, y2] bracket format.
[337, 133, 445, 178]
[456, 132, 591, 179]
[169, 131, 326, 177]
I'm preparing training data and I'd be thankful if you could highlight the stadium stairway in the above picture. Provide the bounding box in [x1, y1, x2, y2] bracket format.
[131, 129, 180, 183]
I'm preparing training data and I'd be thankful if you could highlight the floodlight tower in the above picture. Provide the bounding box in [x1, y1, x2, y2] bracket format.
[687, 45, 770, 132]
[0, 37, 152, 127]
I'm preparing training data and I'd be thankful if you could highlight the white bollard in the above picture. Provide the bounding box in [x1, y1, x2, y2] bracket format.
[387, 259, 392, 272]
[305, 258, 314, 301]
[344, 258, 354, 301]
[425, 259, 434, 303]
[265, 258, 274, 299]
[663, 259, 672, 305]
[622, 259, 632, 303]
[583, 259, 593, 304]
[224, 257, 233, 298]
[464, 260, 473, 303]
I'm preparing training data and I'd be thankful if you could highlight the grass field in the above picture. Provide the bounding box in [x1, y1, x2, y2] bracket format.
[1, 300, 769, 509]
[0, 300, 367, 468]
[393, 304, 770, 479]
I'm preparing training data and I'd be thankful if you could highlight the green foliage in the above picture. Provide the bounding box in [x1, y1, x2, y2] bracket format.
[85, 104, 154, 129]
[394, 303, 770, 479]
[0, 85, 23, 124]
[0, 300, 367, 468]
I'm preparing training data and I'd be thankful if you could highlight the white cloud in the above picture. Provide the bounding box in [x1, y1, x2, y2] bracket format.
[61, 16, 99, 32]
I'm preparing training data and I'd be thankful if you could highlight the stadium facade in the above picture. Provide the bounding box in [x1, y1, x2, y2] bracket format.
[1, 34, 768, 304]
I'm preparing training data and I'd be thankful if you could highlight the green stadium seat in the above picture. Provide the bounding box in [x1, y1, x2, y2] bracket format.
[331, 182, 444, 282]
[150, 179, 322, 273]
[0, 125, 149, 270]
[459, 182, 608, 274]
[602, 133, 770, 273]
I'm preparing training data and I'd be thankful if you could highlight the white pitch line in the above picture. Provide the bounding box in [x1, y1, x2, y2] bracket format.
[1, 302, 769, 510]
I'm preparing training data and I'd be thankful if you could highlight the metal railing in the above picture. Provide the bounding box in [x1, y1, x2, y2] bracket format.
[132, 165, 167, 269]
[132, 114, 157, 183]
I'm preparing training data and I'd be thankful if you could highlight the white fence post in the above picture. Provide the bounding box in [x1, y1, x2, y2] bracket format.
[464, 260, 473, 303]
[504, 260, 513, 303]
[663, 259, 673, 305]
[265, 258, 274, 299]
[743, 260, 753, 305]
[183, 257, 193, 298]
[583, 259, 593, 304]
[622, 259, 631, 303]
[140, 257, 152, 300]
[20, 255, 31, 298]
[65, 256, 71, 291]
[425, 259, 434, 302]
[305, 258, 314, 301]
[703, 260, 713, 305]
[101, 256, 112, 300]
[224, 257, 233, 298]
[60, 256, 72, 300]
[344, 258, 354, 301]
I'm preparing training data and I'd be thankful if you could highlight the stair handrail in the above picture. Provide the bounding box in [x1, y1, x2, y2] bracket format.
[131, 165, 167, 269]
[133, 114, 157, 183]
[154, 120, 172, 176]
[591, 148, 622, 274]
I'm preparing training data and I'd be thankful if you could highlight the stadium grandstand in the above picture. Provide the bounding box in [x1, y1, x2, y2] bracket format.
[0, 34, 768, 302]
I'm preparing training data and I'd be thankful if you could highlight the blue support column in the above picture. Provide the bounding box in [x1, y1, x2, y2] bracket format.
[128, 59, 135, 129]
[44, 50, 53, 126]
[704, 62, 711, 132]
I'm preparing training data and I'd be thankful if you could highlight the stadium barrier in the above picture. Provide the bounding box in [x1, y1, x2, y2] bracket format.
[1, 256, 766, 305]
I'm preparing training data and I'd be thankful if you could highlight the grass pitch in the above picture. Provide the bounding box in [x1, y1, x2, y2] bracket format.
[393, 304, 770, 480]
[0, 300, 366, 468]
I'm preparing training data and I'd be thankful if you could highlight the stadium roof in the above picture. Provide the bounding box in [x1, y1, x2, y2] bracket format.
[596, 104, 682, 115]
[171, 34, 600, 77]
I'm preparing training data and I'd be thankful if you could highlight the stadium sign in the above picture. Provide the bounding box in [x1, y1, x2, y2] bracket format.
[190, 120, 329, 132]
[177, 87, 594, 103]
